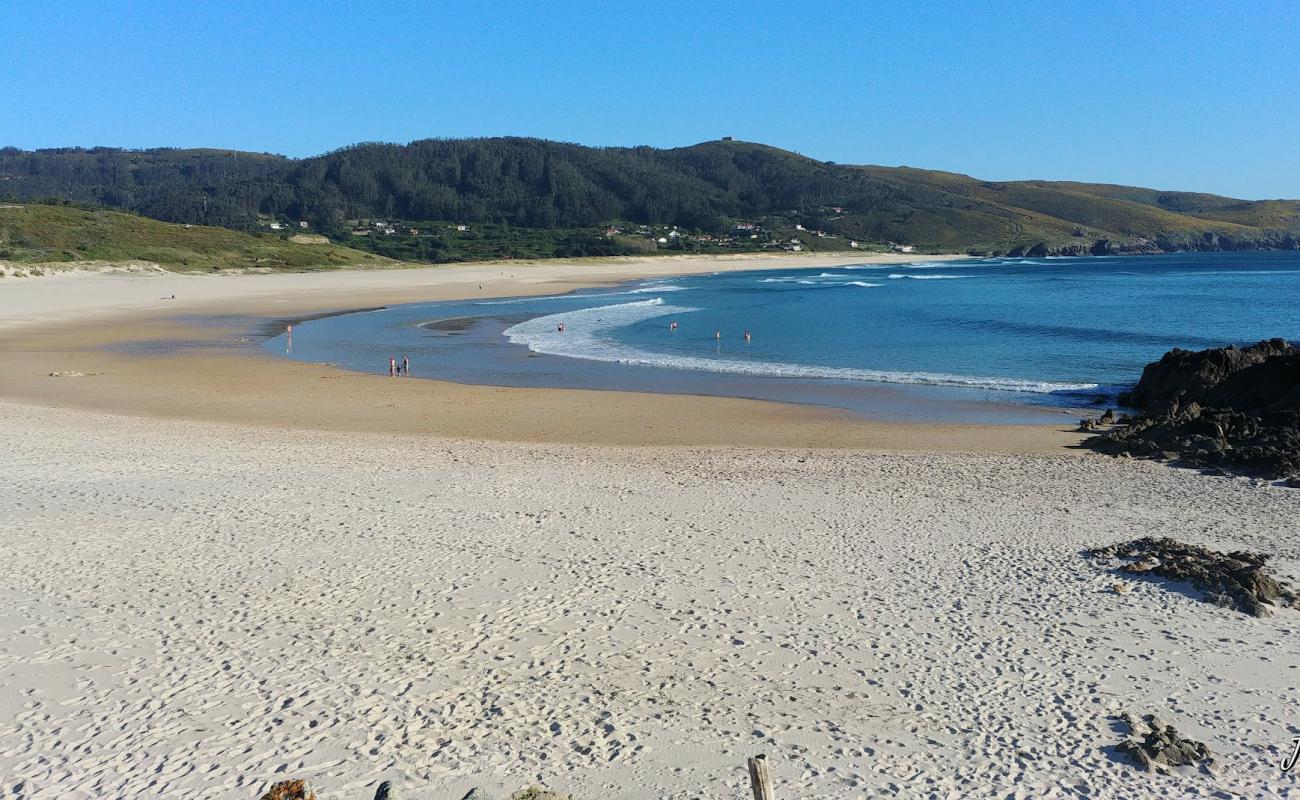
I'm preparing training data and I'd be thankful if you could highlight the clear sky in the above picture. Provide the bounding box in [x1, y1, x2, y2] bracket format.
[2, 0, 1297, 198]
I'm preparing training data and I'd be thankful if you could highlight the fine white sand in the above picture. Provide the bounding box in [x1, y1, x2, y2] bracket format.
[2, 402, 1297, 799]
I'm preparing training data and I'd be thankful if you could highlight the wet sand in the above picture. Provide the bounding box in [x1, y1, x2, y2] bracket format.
[0, 252, 1079, 451]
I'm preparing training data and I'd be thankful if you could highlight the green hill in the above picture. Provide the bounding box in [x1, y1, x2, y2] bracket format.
[0, 203, 392, 270]
[2, 139, 1298, 258]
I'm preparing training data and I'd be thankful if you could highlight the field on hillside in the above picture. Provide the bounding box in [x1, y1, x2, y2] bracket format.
[0, 204, 392, 271]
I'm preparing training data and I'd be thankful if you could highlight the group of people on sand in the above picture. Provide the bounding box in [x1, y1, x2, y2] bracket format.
[388, 355, 410, 377]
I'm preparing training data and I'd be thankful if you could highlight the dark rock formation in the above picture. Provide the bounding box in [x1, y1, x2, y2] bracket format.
[260, 781, 316, 800]
[1088, 537, 1295, 617]
[1077, 408, 1117, 432]
[1118, 338, 1296, 410]
[1085, 339, 1300, 479]
[1116, 712, 1213, 773]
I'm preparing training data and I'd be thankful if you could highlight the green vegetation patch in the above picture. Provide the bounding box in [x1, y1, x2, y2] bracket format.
[0, 203, 392, 271]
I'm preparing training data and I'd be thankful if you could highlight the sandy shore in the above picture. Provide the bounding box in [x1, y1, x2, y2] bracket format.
[2, 254, 1297, 799]
[1, 402, 1297, 799]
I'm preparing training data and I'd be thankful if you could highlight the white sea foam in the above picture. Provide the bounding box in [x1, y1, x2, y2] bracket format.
[886, 273, 969, 280]
[844, 260, 971, 270]
[760, 276, 881, 288]
[476, 286, 686, 305]
[504, 299, 1099, 394]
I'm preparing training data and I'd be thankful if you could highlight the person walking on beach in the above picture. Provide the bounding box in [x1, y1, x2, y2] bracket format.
[402, 355, 410, 376]
[389, 356, 396, 377]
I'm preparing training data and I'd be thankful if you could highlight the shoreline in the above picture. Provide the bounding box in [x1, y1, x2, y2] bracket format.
[4, 252, 1297, 800]
[0, 251, 1084, 452]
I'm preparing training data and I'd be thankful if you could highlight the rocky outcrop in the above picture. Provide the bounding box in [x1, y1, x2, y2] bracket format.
[1116, 712, 1213, 773]
[1085, 339, 1300, 479]
[1117, 338, 1296, 410]
[260, 781, 316, 800]
[1088, 537, 1295, 617]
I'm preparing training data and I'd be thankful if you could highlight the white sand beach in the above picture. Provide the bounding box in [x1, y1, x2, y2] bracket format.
[1, 256, 1298, 799]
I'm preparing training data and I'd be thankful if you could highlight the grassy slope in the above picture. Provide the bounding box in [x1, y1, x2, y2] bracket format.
[0, 204, 392, 271]
[855, 163, 1300, 251]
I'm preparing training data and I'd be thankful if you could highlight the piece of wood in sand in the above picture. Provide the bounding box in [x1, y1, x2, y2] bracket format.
[748, 753, 774, 800]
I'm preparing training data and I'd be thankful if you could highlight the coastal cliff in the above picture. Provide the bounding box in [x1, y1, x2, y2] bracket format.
[1005, 231, 1300, 258]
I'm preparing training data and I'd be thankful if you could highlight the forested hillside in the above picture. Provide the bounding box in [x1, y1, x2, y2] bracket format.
[3, 139, 1299, 259]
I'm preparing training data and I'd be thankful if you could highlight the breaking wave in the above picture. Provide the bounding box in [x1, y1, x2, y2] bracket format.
[503, 299, 1100, 395]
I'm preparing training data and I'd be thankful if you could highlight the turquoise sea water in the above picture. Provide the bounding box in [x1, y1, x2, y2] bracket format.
[268, 252, 1300, 423]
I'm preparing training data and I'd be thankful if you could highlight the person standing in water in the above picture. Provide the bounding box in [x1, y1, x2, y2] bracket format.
[669, 321, 677, 332]
[402, 355, 410, 376]
[389, 356, 396, 377]
[744, 330, 752, 343]
[715, 329, 721, 341]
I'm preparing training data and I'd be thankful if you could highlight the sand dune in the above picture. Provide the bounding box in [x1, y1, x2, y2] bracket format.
[2, 402, 1297, 799]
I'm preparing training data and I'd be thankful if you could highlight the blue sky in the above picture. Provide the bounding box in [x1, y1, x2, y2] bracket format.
[2, 0, 1297, 198]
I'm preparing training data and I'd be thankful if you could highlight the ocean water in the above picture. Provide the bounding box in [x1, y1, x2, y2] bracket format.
[266, 252, 1300, 423]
